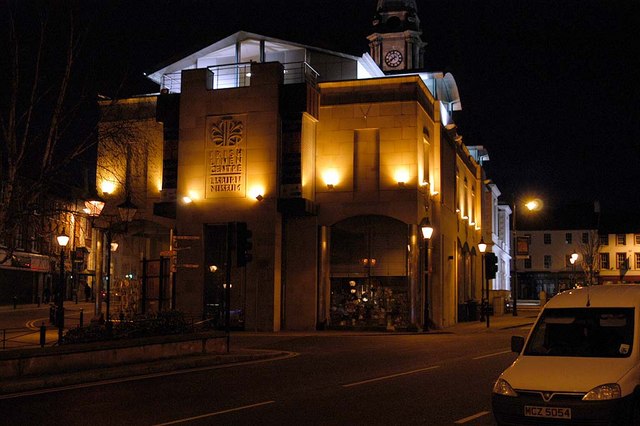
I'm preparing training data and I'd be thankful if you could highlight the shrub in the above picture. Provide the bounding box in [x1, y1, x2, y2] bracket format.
[62, 310, 196, 344]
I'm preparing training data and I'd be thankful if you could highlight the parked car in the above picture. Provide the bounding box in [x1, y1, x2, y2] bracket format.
[492, 285, 640, 425]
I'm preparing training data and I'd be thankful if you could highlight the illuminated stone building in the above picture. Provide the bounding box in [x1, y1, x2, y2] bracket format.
[95, 0, 500, 330]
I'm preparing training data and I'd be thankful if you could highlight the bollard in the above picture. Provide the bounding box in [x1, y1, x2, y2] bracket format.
[40, 322, 46, 347]
[79, 309, 84, 328]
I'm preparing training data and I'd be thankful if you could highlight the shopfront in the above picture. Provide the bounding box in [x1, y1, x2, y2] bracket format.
[328, 215, 411, 330]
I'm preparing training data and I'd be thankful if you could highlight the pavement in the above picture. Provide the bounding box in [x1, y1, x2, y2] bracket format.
[0, 303, 540, 396]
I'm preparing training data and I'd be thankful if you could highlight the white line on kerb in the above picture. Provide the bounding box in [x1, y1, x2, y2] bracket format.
[472, 349, 511, 360]
[454, 410, 491, 424]
[152, 400, 276, 425]
[342, 365, 440, 388]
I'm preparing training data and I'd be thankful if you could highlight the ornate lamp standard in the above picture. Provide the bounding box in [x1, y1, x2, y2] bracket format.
[56, 230, 70, 345]
[420, 217, 434, 330]
[478, 237, 488, 326]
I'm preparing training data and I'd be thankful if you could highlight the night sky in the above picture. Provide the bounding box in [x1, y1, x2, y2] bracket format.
[5, 0, 640, 225]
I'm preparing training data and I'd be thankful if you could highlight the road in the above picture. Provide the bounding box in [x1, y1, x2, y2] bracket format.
[0, 327, 529, 425]
[0, 302, 91, 348]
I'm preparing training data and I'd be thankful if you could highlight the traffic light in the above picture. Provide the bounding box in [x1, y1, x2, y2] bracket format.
[485, 252, 498, 280]
[236, 222, 253, 267]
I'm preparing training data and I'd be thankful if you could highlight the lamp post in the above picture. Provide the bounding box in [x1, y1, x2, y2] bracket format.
[570, 252, 578, 288]
[420, 217, 434, 331]
[478, 237, 487, 326]
[56, 230, 70, 345]
[511, 197, 543, 316]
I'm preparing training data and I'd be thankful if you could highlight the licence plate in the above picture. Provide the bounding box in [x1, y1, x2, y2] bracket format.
[524, 405, 571, 419]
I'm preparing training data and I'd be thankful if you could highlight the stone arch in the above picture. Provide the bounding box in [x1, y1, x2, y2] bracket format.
[328, 215, 412, 329]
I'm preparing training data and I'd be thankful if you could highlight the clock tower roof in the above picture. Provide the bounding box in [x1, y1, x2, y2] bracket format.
[373, 0, 420, 32]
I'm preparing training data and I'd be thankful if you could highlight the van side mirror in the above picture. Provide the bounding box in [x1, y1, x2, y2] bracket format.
[511, 336, 525, 353]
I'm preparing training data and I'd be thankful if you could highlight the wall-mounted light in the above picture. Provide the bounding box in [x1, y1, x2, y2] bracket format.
[394, 169, 410, 187]
[323, 169, 339, 189]
[209, 265, 218, 273]
[101, 180, 116, 195]
[110, 242, 119, 252]
[249, 186, 265, 201]
[182, 196, 193, 204]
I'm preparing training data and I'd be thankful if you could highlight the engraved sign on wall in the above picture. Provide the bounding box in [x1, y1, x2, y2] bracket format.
[206, 115, 246, 198]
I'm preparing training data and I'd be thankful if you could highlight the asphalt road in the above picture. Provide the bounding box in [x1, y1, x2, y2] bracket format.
[0, 328, 528, 425]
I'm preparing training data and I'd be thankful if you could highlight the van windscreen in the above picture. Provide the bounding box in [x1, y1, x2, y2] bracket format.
[524, 308, 634, 358]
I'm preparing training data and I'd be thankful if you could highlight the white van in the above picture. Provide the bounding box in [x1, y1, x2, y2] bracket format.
[492, 285, 640, 425]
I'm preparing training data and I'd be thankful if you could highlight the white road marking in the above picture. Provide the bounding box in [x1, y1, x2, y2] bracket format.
[342, 365, 440, 388]
[472, 349, 511, 360]
[152, 401, 276, 425]
[454, 410, 491, 424]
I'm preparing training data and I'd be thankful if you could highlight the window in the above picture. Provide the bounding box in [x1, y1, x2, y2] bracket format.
[582, 232, 589, 244]
[635, 235, 640, 245]
[544, 255, 552, 269]
[617, 234, 626, 245]
[636, 253, 640, 270]
[524, 308, 634, 358]
[600, 253, 610, 269]
[544, 233, 551, 244]
[524, 258, 532, 269]
[565, 233, 572, 244]
[599, 234, 609, 245]
[617, 253, 628, 270]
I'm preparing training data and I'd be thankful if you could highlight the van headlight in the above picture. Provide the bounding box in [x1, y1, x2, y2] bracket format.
[582, 384, 622, 400]
[493, 378, 518, 397]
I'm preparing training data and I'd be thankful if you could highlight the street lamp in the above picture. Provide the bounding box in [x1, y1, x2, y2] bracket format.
[570, 252, 578, 288]
[420, 217, 434, 330]
[101, 196, 138, 327]
[478, 237, 487, 326]
[56, 229, 70, 345]
[512, 197, 543, 316]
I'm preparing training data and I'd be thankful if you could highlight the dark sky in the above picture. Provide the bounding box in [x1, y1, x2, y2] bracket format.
[6, 0, 639, 221]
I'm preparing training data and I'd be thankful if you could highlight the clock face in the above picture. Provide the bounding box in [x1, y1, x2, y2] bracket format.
[384, 49, 403, 68]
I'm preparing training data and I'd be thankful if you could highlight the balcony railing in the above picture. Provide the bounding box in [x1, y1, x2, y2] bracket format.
[160, 61, 319, 94]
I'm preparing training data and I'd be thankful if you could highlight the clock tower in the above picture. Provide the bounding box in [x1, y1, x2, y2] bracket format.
[367, 0, 426, 73]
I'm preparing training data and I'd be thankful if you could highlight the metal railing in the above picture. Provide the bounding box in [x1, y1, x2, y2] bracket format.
[161, 61, 319, 93]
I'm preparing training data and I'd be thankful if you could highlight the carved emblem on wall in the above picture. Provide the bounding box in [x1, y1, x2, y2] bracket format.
[210, 118, 244, 146]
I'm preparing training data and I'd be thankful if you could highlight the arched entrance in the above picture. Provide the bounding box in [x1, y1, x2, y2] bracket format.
[328, 215, 410, 329]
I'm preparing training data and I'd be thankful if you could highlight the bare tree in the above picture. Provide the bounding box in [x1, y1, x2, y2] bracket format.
[578, 230, 601, 286]
[0, 2, 141, 263]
